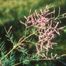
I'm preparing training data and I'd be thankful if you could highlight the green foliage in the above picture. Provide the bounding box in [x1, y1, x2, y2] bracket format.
[0, 0, 66, 25]
[0, 0, 66, 66]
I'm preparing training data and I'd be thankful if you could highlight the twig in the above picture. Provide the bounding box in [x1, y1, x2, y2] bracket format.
[1, 33, 35, 61]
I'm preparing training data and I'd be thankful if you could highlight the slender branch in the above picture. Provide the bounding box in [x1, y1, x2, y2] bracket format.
[1, 33, 34, 61]
[12, 54, 66, 66]
[13, 62, 22, 66]
[56, 54, 66, 59]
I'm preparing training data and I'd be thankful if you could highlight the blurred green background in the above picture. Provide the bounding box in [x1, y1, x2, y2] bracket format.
[0, 0, 66, 25]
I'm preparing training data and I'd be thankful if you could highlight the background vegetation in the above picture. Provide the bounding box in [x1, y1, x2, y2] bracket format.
[0, 0, 66, 25]
[0, 0, 66, 66]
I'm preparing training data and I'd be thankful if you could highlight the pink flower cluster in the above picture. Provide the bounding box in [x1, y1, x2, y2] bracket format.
[26, 10, 62, 57]
[26, 12, 49, 27]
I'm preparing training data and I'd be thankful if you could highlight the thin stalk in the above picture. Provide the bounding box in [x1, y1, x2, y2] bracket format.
[1, 33, 34, 61]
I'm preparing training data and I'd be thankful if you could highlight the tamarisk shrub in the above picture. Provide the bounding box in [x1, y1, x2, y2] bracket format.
[1, 8, 66, 66]
[25, 8, 65, 60]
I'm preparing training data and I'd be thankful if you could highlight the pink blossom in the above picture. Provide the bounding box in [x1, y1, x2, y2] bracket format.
[26, 9, 62, 57]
